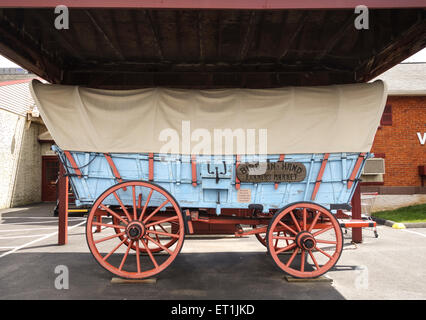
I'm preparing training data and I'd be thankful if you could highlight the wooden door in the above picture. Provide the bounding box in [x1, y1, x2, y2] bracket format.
[42, 156, 59, 202]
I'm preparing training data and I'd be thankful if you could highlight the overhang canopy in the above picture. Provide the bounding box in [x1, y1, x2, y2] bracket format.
[0, 2, 425, 89]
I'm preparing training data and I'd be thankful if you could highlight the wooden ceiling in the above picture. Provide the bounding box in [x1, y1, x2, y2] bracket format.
[0, 7, 425, 88]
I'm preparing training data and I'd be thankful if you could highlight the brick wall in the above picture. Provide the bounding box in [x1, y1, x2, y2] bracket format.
[368, 95, 426, 189]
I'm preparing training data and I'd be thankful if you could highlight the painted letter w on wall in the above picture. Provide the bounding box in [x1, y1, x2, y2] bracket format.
[417, 132, 426, 145]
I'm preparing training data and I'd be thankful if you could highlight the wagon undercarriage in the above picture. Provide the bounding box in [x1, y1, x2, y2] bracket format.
[87, 180, 344, 279]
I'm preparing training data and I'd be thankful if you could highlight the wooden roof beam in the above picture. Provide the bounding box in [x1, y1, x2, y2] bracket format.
[314, 13, 355, 62]
[277, 12, 310, 63]
[32, 11, 84, 62]
[144, 10, 164, 60]
[197, 11, 205, 63]
[239, 11, 257, 62]
[0, 0, 424, 9]
[63, 69, 354, 88]
[84, 10, 125, 61]
[0, 12, 62, 82]
[359, 13, 426, 81]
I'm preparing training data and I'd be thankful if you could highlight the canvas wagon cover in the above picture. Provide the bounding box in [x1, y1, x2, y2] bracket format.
[30, 80, 387, 155]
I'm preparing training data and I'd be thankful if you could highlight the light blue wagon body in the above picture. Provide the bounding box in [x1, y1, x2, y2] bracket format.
[54, 145, 368, 214]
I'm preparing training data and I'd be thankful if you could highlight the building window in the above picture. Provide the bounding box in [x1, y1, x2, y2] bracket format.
[380, 104, 392, 126]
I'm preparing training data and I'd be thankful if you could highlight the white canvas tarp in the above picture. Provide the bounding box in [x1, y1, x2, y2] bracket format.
[30, 79, 387, 155]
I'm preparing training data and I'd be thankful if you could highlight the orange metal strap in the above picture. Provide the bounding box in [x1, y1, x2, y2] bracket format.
[275, 154, 286, 190]
[64, 151, 82, 178]
[148, 153, 154, 181]
[311, 153, 329, 200]
[191, 155, 197, 187]
[104, 153, 126, 191]
[185, 210, 194, 234]
[235, 155, 241, 190]
[347, 153, 366, 189]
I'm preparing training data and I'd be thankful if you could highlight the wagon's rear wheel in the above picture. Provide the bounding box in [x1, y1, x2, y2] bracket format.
[253, 225, 268, 247]
[267, 202, 343, 278]
[253, 225, 290, 249]
[86, 181, 185, 279]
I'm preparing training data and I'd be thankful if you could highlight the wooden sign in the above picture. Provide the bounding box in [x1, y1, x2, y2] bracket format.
[236, 162, 306, 183]
[237, 189, 252, 203]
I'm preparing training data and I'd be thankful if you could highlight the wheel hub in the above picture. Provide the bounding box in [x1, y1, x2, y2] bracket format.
[296, 231, 316, 250]
[126, 221, 145, 240]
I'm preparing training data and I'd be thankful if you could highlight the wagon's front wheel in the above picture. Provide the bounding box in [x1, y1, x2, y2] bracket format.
[86, 181, 185, 279]
[267, 202, 343, 278]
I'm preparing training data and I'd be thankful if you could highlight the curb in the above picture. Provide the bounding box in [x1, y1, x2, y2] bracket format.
[371, 217, 426, 228]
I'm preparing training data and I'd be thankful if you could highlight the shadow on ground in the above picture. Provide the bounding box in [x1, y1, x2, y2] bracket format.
[0, 249, 348, 300]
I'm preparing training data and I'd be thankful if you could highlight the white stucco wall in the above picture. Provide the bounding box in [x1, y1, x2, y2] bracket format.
[371, 195, 426, 213]
[0, 109, 41, 209]
[40, 141, 55, 156]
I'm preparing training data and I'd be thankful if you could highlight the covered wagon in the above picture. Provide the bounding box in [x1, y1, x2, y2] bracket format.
[30, 79, 387, 279]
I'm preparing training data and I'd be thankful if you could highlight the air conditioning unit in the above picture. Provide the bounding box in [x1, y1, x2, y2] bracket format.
[362, 158, 385, 175]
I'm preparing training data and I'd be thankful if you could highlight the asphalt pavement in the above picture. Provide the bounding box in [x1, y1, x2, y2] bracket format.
[0, 203, 425, 300]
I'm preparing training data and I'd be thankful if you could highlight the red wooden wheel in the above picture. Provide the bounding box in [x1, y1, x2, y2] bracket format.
[253, 225, 290, 249]
[253, 225, 268, 247]
[86, 181, 185, 279]
[112, 216, 179, 253]
[267, 202, 343, 278]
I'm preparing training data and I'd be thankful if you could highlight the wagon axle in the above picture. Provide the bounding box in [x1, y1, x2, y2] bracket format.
[295, 231, 316, 250]
[126, 221, 146, 240]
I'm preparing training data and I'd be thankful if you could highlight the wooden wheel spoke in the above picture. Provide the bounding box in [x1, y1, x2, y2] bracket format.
[138, 189, 153, 222]
[272, 236, 295, 240]
[308, 211, 321, 232]
[135, 240, 141, 273]
[314, 245, 332, 259]
[137, 193, 142, 209]
[312, 225, 333, 237]
[113, 191, 132, 222]
[99, 204, 128, 225]
[289, 211, 301, 232]
[132, 186, 137, 220]
[285, 248, 299, 267]
[119, 240, 133, 271]
[103, 238, 127, 261]
[147, 229, 180, 239]
[145, 235, 173, 255]
[141, 239, 159, 268]
[276, 242, 296, 254]
[145, 215, 178, 228]
[95, 231, 126, 244]
[274, 231, 280, 249]
[303, 208, 307, 231]
[142, 199, 170, 224]
[92, 222, 125, 229]
[308, 250, 320, 270]
[152, 225, 161, 243]
[300, 250, 305, 272]
[278, 221, 297, 235]
[316, 239, 337, 245]
[158, 224, 169, 234]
